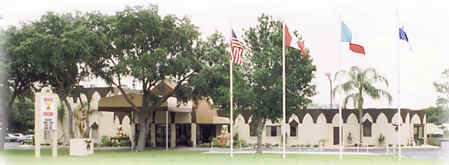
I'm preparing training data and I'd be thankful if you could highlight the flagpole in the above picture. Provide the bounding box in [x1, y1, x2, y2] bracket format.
[337, 9, 343, 160]
[396, 8, 402, 161]
[166, 110, 168, 151]
[230, 42, 234, 158]
[282, 22, 286, 159]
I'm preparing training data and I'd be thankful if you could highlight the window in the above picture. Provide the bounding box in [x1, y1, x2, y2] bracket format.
[250, 122, 257, 137]
[266, 126, 280, 137]
[289, 120, 298, 137]
[362, 120, 372, 137]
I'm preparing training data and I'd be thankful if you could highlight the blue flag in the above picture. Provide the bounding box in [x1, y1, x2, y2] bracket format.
[399, 27, 409, 42]
[341, 21, 352, 42]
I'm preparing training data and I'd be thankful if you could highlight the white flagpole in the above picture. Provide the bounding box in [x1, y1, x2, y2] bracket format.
[166, 110, 168, 151]
[337, 9, 344, 160]
[282, 22, 286, 159]
[230, 35, 234, 158]
[396, 9, 402, 161]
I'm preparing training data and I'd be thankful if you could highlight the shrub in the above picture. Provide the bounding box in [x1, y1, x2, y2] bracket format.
[305, 144, 311, 147]
[100, 136, 114, 147]
[198, 143, 210, 148]
[118, 140, 131, 146]
[212, 138, 222, 147]
[313, 144, 319, 148]
[378, 134, 385, 146]
[233, 139, 249, 148]
[265, 143, 272, 148]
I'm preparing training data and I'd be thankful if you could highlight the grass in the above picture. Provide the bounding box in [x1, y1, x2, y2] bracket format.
[1, 149, 447, 165]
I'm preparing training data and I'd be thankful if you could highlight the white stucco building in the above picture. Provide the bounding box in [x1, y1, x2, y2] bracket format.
[43, 82, 426, 148]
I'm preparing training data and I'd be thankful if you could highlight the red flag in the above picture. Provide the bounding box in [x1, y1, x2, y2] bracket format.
[349, 43, 365, 55]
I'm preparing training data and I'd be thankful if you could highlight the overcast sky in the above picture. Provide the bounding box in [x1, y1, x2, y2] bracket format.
[1, 0, 448, 109]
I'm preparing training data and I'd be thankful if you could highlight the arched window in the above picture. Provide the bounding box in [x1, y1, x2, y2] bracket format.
[289, 120, 298, 137]
[362, 120, 372, 137]
[249, 121, 257, 137]
[90, 122, 99, 139]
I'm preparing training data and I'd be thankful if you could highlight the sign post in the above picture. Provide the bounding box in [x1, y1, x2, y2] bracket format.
[34, 87, 58, 157]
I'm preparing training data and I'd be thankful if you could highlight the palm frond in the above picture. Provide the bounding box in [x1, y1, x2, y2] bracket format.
[365, 67, 389, 87]
[343, 93, 358, 109]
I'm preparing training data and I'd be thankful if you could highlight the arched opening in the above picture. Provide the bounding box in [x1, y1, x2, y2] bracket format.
[289, 120, 298, 137]
[362, 120, 372, 137]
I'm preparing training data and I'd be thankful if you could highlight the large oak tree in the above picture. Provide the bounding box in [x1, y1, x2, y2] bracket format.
[208, 15, 317, 153]
[86, 5, 227, 152]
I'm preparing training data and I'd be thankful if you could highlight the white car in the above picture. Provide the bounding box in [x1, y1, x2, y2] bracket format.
[18, 135, 33, 144]
[5, 134, 17, 142]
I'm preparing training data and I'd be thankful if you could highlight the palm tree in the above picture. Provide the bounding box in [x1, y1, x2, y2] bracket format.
[333, 66, 392, 146]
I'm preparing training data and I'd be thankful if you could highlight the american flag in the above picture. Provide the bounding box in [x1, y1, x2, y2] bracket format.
[230, 29, 244, 65]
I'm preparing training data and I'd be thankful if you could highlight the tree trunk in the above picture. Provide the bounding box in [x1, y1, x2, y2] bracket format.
[84, 101, 91, 138]
[136, 112, 149, 152]
[63, 98, 74, 141]
[256, 118, 265, 154]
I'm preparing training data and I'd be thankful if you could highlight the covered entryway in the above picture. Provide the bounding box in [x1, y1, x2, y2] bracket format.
[198, 124, 217, 144]
[98, 91, 193, 149]
[414, 124, 425, 145]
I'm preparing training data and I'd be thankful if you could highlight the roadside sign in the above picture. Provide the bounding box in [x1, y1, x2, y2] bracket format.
[40, 95, 57, 130]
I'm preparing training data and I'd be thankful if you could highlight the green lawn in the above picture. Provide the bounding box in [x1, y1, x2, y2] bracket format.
[1, 149, 447, 165]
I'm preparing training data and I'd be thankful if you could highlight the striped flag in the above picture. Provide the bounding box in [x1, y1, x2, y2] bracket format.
[230, 29, 244, 64]
[341, 21, 365, 55]
[284, 24, 307, 56]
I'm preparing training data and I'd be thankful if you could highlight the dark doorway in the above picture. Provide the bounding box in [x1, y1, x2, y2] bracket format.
[414, 124, 425, 145]
[198, 124, 216, 144]
[176, 124, 191, 146]
[333, 127, 340, 145]
[156, 124, 170, 147]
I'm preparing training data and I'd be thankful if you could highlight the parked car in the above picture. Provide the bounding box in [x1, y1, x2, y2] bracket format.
[18, 135, 34, 144]
[12, 133, 24, 139]
[5, 134, 17, 142]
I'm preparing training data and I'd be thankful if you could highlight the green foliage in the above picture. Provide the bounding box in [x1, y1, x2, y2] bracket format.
[434, 69, 449, 108]
[333, 66, 392, 110]
[205, 14, 316, 152]
[211, 138, 222, 147]
[197, 143, 211, 148]
[81, 5, 229, 152]
[57, 104, 65, 122]
[100, 136, 114, 147]
[99, 136, 130, 147]
[333, 66, 392, 146]
[425, 106, 449, 124]
[233, 139, 249, 148]
[118, 140, 131, 147]
[429, 69, 449, 124]
[9, 97, 34, 133]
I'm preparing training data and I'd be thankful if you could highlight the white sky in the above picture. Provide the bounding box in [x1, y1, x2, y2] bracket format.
[1, 0, 448, 109]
